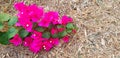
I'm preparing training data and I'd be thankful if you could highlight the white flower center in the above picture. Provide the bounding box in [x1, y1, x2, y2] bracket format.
[26, 24, 29, 27]
[50, 41, 52, 43]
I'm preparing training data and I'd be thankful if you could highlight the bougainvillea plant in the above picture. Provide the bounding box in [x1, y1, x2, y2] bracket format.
[0, 2, 77, 53]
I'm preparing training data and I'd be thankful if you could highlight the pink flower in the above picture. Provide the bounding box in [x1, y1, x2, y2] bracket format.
[51, 28, 58, 35]
[14, 2, 27, 12]
[57, 28, 65, 32]
[29, 40, 43, 53]
[38, 17, 51, 27]
[13, 2, 75, 53]
[22, 21, 33, 32]
[15, 2, 44, 32]
[15, 22, 21, 26]
[72, 29, 76, 33]
[16, 4, 43, 22]
[9, 34, 22, 46]
[31, 31, 42, 39]
[28, 4, 44, 22]
[61, 15, 73, 25]
[58, 19, 62, 24]
[62, 36, 69, 43]
[23, 37, 33, 47]
[17, 11, 29, 19]
[49, 38, 59, 46]
[46, 11, 59, 25]
[38, 11, 59, 27]
[43, 41, 53, 51]
[18, 17, 33, 32]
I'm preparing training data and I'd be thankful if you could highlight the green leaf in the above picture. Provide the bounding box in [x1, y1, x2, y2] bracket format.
[52, 34, 59, 38]
[19, 29, 29, 38]
[0, 27, 18, 45]
[35, 27, 45, 32]
[52, 30, 68, 38]
[0, 13, 10, 22]
[42, 32, 50, 38]
[8, 16, 18, 26]
[7, 27, 18, 39]
[52, 31, 68, 38]
[58, 31, 67, 38]
[0, 22, 4, 30]
[57, 25, 63, 28]
[0, 32, 9, 45]
[66, 23, 74, 29]
[74, 25, 78, 30]
[66, 29, 72, 33]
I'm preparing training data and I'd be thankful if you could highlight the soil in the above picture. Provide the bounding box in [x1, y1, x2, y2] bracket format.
[0, 0, 120, 58]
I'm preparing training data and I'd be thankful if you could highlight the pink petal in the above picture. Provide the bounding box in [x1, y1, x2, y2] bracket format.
[45, 11, 59, 20]
[58, 19, 62, 24]
[49, 38, 59, 46]
[31, 18, 38, 22]
[38, 11, 59, 27]
[9, 34, 22, 46]
[38, 18, 51, 27]
[23, 37, 33, 47]
[29, 40, 43, 53]
[17, 12, 29, 19]
[61, 15, 73, 25]
[46, 11, 59, 25]
[43, 41, 53, 51]
[17, 13, 33, 32]
[28, 4, 44, 22]
[14, 2, 27, 11]
[15, 22, 21, 26]
[72, 29, 77, 33]
[57, 28, 65, 32]
[62, 36, 70, 43]
[31, 31, 42, 39]
[51, 28, 58, 35]
[22, 21, 33, 32]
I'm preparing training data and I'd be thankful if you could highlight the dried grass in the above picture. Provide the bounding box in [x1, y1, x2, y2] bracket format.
[0, 0, 120, 58]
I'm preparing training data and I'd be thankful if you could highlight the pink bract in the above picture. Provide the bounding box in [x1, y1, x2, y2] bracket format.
[46, 11, 59, 25]
[38, 17, 51, 27]
[43, 41, 53, 51]
[9, 34, 22, 46]
[14, 2, 27, 12]
[72, 29, 77, 33]
[31, 31, 42, 39]
[18, 17, 33, 32]
[51, 28, 58, 35]
[38, 11, 59, 27]
[12, 2, 75, 53]
[49, 38, 59, 46]
[57, 28, 65, 32]
[28, 4, 44, 22]
[15, 22, 21, 26]
[61, 15, 73, 25]
[29, 40, 43, 53]
[62, 36, 69, 43]
[22, 21, 33, 32]
[23, 37, 33, 47]
[15, 2, 44, 32]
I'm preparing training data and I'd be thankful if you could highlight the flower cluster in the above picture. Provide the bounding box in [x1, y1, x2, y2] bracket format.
[9, 2, 76, 53]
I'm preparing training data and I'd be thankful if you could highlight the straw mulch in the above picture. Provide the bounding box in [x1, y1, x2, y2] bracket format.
[0, 0, 120, 58]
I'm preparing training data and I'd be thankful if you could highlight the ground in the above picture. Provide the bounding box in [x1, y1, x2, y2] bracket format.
[0, 0, 120, 58]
